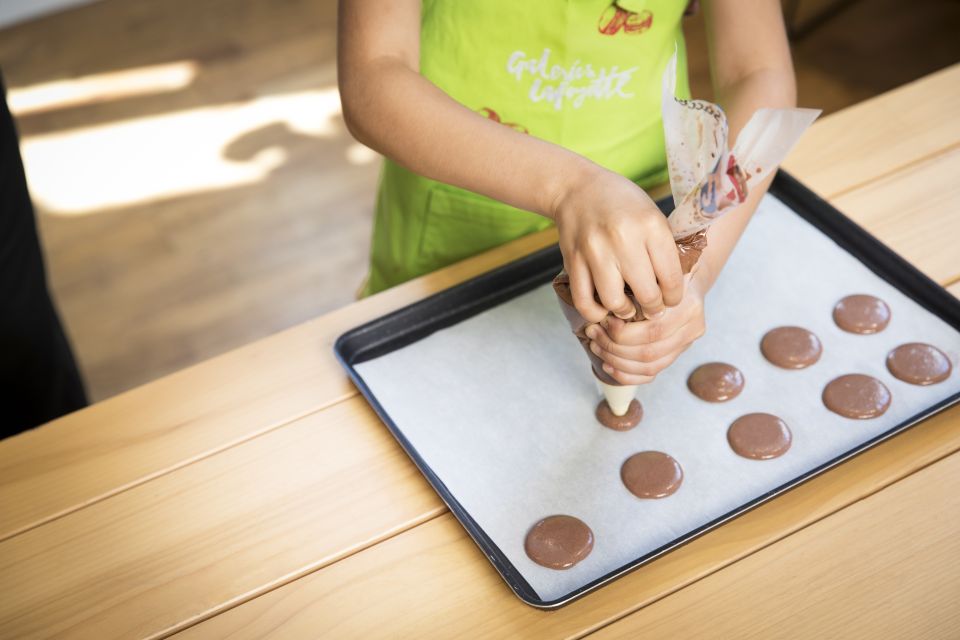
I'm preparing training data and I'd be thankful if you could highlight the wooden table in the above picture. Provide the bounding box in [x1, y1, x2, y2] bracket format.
[2, 65, 959, 639]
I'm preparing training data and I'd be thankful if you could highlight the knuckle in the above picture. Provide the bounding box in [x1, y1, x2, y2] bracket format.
[595, 331, 612, 350]
[607, 321, 625, 342]
[614, 362, 639, 376]
[661, 269, 683, 289]
[572, 297, 591, 316]
[637, 295, 662, 309]
[584, 308, 607, 324]
[628, 344, 649, 362]
[609, 222, 630, 245]
[626, 359, 652, 375]
[606, 292, 627, 309]
[648, 359, 671, 375]
[639, 215, 663, 233]
[637, 345, 658, 362]
[584, 234, 606, 254]
[615, 302, 634, 317]
[575, 301, 603, 323]
[645, 321, 663, 343]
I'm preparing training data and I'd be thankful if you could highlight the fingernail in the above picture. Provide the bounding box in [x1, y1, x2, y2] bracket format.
[589, 341, 600, 355]
[585, 325, 598, 339]
[603, 363, 614, 374]
[647, 309, 665, 320]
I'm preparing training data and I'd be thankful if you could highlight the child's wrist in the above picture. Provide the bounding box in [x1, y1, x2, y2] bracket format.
[544, 156, 604, 222]
[690, 258, 716, 296]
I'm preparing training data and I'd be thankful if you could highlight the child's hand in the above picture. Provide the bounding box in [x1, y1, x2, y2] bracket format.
[553, 167, 683, 323]
[584, 274, 707, 385]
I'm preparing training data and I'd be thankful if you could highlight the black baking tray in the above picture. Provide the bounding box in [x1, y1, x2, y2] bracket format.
[334, 171, 960, 609]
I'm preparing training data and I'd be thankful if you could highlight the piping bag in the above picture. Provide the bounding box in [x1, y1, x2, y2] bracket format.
[553, 51, 821, 416]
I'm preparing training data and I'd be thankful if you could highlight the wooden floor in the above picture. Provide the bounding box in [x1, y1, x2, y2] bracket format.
[0, 0, 957, 401]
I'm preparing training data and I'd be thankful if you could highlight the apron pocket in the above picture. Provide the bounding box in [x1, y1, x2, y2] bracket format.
[418, 185, 549, 269]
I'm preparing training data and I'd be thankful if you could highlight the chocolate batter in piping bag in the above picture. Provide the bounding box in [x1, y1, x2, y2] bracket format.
[553, 50, 820, 411]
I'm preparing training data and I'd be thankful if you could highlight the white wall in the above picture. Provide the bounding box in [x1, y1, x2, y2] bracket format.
[0, 0, 96, 29]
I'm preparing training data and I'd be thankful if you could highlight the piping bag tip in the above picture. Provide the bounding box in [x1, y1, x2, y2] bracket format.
[597, 379, 638, 416]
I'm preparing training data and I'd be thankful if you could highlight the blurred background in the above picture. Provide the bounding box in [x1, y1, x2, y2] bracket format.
[1, 0, 958, 402]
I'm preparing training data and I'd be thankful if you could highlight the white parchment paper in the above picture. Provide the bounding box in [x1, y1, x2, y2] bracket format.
[354, 195, 960, 602]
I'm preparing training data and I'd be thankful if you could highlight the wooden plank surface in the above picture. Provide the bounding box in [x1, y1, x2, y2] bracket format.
[783, 63, 960, 199]
[0, 228, 556, 542]
[0, 398, 443, 639]
[832, 146, 960, 284]
[590, 450, 960, 640]
[173, 408, 960, 639]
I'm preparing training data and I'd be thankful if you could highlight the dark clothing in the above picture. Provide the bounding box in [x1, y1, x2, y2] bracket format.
[1, 72, 87, 436]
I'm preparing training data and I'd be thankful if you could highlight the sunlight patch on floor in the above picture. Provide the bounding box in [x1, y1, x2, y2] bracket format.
[8, 60, 198, 114]
[18, 86, 345, 215]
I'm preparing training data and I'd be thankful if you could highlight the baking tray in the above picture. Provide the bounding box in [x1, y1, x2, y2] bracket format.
[334, 172, 960, 608]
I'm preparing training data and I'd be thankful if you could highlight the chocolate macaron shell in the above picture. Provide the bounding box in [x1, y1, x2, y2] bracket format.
[833, 294, 891, 334]
[687, 363, 745, 402]
[886, 343, 952, 385]
[727, 413, 792, 460]
[760, 326, 822, 369]
[822, 374, 891, 419]
[620, 451, 683, 499]
[524, 515, 594, 570]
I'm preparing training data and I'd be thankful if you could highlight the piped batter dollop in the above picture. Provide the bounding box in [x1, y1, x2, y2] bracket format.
[761, 326, 822, 369]
[822, 374, 891, 419]
[886, 343, 952, 386]
[595, 399, 643, 431]
[727, 413, 792, 459]
[687, 363, 745, 402]
[833, 295, 891, 334]
[620, 451, 683, 499]
[525, 515, 594, 570]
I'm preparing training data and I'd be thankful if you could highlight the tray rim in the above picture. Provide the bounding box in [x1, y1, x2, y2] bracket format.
[333, 171, 960, 609]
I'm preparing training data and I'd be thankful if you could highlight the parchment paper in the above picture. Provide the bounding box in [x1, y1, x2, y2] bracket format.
[354, 195, 960, 602]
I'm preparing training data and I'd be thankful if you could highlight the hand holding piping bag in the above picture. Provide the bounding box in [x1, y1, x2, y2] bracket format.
[554, 51, 820, 417]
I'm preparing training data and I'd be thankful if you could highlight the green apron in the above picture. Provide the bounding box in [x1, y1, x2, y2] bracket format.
[362, 0, 691, 296]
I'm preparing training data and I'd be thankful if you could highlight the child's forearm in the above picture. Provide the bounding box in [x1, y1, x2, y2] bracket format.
[694, 70, 797, 292]
[339, 55, 596, 221]
[693, 0, 797, 292]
